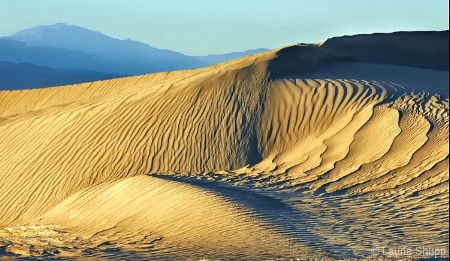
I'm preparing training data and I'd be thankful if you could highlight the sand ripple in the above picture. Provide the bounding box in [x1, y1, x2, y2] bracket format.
[0, 33, 448, 260]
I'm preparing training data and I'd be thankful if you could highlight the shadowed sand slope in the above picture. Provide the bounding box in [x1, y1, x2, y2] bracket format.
[0, 31, 448, 260]
[320, 30, 449, 70]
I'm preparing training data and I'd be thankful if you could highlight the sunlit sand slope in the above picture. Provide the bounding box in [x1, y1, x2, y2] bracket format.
[0, 70, 192, 120]
[0, 31, 448, 260]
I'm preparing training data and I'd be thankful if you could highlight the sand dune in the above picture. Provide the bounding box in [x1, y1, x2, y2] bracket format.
[0, 31, 448, 260]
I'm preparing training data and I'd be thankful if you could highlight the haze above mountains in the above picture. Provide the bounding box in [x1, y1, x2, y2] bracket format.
[0, 23, 268, 89]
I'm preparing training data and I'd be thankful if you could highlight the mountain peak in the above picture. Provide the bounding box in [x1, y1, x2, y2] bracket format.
[13, 23, 92, 36]
[9, 23, 112, 51]
[2, 23, 207, 75]
[49, 22, 69, 27]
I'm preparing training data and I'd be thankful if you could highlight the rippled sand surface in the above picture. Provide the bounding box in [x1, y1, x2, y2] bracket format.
[0, 31, 448, 260]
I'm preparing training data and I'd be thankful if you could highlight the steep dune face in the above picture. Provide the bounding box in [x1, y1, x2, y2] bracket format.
[0, 31, 448, 259]
[0, 58, 271, 224]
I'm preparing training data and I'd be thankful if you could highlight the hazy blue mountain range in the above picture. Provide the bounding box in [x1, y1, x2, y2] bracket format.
[0, 23, 268, 90]
[1, 23, 207, 75]
[0, 38, 101, 71]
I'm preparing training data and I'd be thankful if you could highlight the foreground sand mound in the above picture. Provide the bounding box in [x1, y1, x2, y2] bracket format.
[0, 31, 448, 260]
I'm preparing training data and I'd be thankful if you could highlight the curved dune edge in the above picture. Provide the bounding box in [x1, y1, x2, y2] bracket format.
[0, 35, 448, 259]
[1, 175, 308, 259]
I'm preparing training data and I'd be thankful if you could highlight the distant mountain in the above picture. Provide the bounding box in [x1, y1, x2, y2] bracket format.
[0, 23, 270, 89]
[1, 23, 207, 75]
[0, 60, 121, 90]
[0, 38, 102, 70]
[194, 48, 269, 64]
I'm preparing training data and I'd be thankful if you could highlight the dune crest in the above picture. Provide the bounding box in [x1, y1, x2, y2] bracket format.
[0, 31, 448, 259]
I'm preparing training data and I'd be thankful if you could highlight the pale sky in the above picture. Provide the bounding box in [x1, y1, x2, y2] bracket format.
[0, 0, 448, 55]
